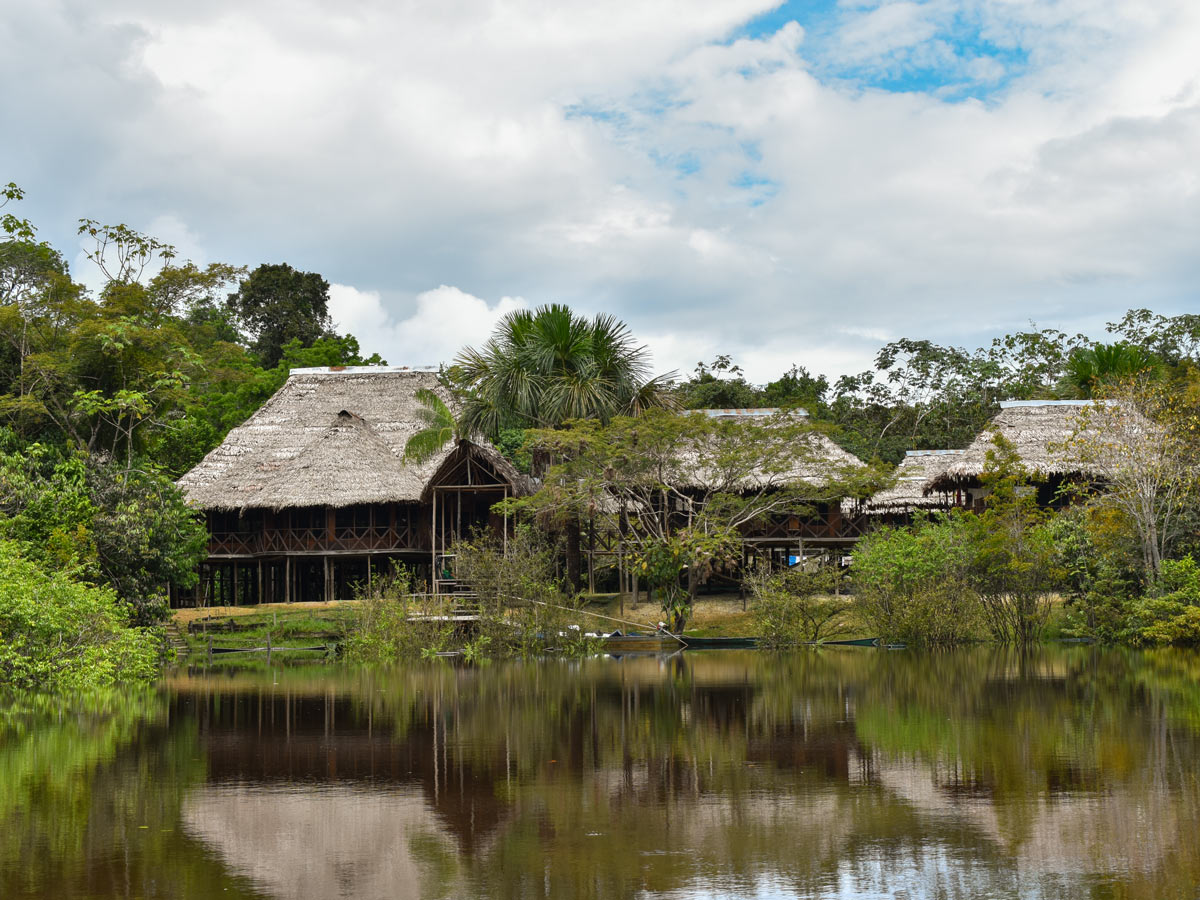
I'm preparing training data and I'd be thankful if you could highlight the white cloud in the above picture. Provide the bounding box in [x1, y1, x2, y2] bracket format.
[328, 283, 527, 368]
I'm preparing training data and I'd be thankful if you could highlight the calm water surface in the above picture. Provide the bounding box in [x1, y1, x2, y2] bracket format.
[3, 648, 1200, 899]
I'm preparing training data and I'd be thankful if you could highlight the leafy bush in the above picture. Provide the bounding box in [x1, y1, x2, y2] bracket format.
[454, 526, 599, 657]
[1124, 555, 1200, 646]
[343, 529, 600, 661]
[747, 563, 852, 647]
[341, 566, 456, 662]
[851, 515, 982, 647]
[0, 540, 159, 690]
[0, 442, 206, 625]
[1046, 507, 1140, 642]
[964, 437, 1064, 644]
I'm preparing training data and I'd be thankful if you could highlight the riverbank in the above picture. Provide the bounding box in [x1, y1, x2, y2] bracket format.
[171, 592, 875, 658]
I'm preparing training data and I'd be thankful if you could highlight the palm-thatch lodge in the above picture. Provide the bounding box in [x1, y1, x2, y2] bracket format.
[926, 400, 1102, 509]
[864, 450, 965, 521]
[175, 366, 530, 606]
[580, 408, 872, 589]
[699, 409, 871, 564]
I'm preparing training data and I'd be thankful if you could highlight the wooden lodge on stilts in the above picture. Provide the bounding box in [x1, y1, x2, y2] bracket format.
[580, 408, 874, 595]
[173, 366, 530, 607]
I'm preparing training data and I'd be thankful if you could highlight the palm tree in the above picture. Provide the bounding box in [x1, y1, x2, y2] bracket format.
[403, 388, 457, 463]
[1057, 342, 1159, 398]
[452, 304, 675, 438]
[450, 304, 675, 588]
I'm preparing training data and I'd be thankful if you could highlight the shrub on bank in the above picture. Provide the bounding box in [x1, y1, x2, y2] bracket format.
[1124, 555, 1200, 646]
[747, 563, 853, 647]
[341, 528, 600, 662]
[341, 567, 456, 662]
[0, 540, 159, 690]
[851, 516, 982, 647]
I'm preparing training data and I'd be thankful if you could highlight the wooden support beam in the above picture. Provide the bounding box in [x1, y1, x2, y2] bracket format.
[587, 517, 595, 594]
[431, 489, 438, 594]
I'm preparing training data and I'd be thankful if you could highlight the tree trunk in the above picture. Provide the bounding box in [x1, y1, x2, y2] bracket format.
[566, 516, 582, 593]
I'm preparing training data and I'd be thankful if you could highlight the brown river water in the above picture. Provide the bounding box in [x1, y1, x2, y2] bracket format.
[3, 647, 1200, 899]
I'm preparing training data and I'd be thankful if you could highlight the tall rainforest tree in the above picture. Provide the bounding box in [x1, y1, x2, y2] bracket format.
[226, 263, 334, 367]
[451, 304, 675, 588]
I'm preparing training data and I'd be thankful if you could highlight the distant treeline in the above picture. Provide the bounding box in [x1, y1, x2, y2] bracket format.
[671, 313, 1198, 463]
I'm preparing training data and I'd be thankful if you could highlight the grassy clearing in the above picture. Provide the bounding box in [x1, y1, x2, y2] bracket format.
[580, 592, 873, 640]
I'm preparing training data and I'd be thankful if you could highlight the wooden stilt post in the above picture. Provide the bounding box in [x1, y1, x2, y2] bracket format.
[285, 557, 291, 604]
[587, 517, 595, 595]
[233, 562, 240, 606]
[324, 556, 332, 604]
[431, 490, 438, 594]
[257, 561, 263, 606]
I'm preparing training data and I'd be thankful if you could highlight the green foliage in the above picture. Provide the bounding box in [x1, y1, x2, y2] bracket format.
[0, 442, 206, 624]
[747, 563, 852, 646]
[451, 303, 674, 439]
[1068, 374, 1200, 582]
[1, 182, 37, 242]
[965, 436, 1065, 644]
[0, 540, 159, 690]
[225, 263, 334, 367]
[1124, 556, 1200, 646]
[342, 529, 600, 661]
[634, 529, 739, 632]
[453, 526, 598, 657]
[674, 355, 764, 409]
[1056, 342, 1160, 398]
[341, 566, 457, 662]
[404, 387, 456, 462]
[852, 515, 983, 646]
[675, 357, 828, 411]
[495, 427, 532, 472]
[1046, 506, 1140, 642]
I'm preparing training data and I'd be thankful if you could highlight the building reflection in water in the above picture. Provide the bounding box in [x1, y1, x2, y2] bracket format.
[163, 649, 1200, 900]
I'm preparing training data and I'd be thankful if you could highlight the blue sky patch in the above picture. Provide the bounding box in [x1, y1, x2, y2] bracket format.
[731, 171, 780, 207]
[726, 0, 1031, 102]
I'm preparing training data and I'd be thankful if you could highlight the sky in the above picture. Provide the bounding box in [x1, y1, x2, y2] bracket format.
[1, 0, 1198, 383]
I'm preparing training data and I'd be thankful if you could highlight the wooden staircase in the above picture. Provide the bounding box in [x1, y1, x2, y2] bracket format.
[164, 622, 191, 660]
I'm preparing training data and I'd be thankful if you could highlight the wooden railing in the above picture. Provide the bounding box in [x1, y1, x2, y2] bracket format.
[744, 513, 869, 541]
[209, 524, 427, 556]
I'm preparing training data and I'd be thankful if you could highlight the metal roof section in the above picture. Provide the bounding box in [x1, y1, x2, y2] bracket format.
[998, 399, 1095, 408]
[699, 408, 809, 418]
[905, 449, 966, 456]
[289, 365, 440, 375]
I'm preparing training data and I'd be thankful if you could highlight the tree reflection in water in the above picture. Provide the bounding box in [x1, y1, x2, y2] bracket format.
[3, 648, 1200, 899]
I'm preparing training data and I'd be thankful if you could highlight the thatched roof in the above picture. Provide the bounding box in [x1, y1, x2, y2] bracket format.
[865, 450, 964, 512]
[685, 409, 866, 490]
[927, 400, 1103, 491]
[177, 367, 527, 511]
